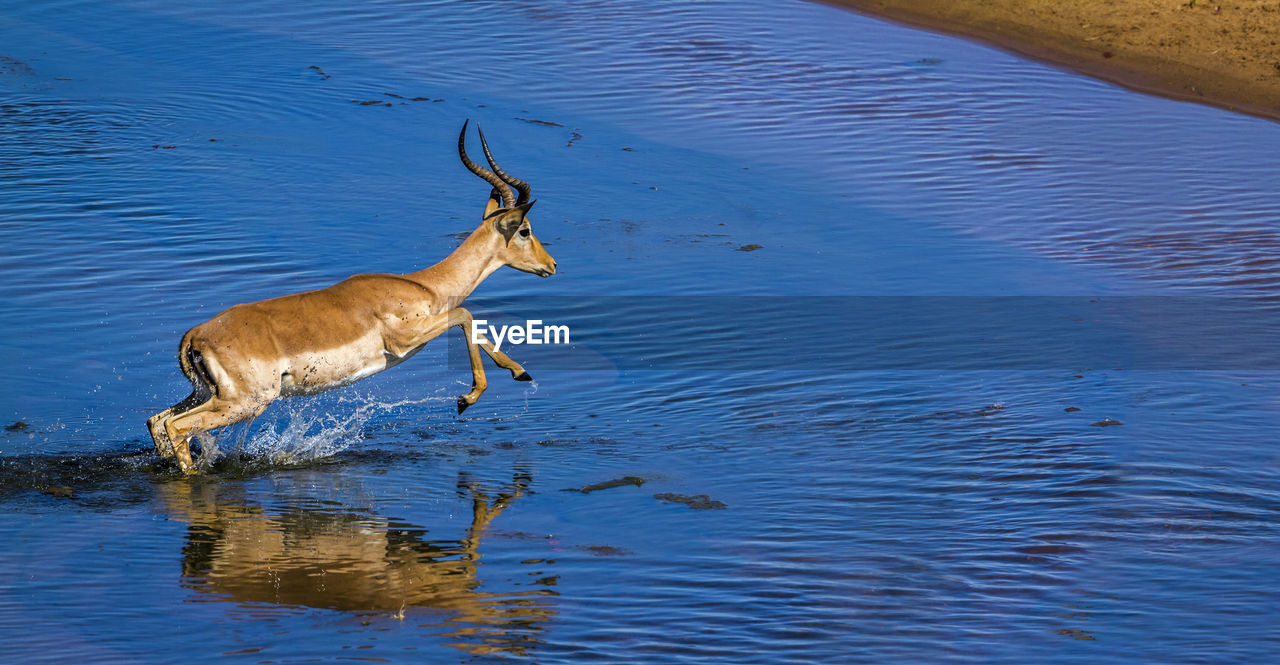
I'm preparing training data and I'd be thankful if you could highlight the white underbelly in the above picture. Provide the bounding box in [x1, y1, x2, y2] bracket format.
[279, 333, 393, 396]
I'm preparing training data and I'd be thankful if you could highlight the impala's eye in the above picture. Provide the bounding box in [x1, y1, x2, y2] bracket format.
[519, 228, 531, 238]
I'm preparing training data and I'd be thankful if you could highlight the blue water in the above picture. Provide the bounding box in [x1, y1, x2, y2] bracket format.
[2, 0, 1280, 662]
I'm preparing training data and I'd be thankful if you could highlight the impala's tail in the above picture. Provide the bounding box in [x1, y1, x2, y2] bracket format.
[178, 330, 216, 400]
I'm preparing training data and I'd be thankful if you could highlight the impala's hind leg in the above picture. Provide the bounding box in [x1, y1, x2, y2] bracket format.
[164, 395, 270, 475]
[148, 409, 178, 459]
[148, 388, 209, 459]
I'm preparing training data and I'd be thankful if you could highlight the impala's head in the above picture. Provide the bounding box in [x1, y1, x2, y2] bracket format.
[459, 120, 557, 278]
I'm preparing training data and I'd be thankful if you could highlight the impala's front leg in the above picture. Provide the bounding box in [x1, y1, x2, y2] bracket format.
[446, 307, 531, 414]
[447, 308, 488, 414]
[475, 338, 532, 384]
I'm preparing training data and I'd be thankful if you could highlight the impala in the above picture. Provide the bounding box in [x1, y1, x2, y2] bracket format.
[147, 121, 556, 474]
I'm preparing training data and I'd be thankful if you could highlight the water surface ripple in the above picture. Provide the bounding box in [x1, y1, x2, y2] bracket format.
[2, 0, 1279, 663]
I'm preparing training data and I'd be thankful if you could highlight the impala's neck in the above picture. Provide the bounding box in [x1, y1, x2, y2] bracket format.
[406, 224, 504, 305]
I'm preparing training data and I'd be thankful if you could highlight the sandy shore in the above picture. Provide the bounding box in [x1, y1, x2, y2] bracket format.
[822, 0, 1280, 122]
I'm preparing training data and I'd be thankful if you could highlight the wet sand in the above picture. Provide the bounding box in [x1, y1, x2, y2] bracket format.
[822, 0, 1280, 121]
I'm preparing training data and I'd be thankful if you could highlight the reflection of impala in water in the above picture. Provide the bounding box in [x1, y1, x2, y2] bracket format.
[158, 473, 554, 655]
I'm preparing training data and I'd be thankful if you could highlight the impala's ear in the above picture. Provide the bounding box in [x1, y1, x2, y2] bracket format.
[487, 200, 536, 241]
[483, 188, 503, 219]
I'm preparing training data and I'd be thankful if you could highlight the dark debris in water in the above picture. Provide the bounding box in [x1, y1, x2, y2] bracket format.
[567, 129, 583, 147]
[581, 545, 630, 556]
[39, 486, 76, 498]
[1017, 544, 1086, 555]
[515, 117, 564, 127]
[1090, 418, 1123, 427]
[491, 530, 552, 541]
[1054, 628, 1097, 641]
[1064, 406, 1082, 412]
[382, 92, 443, 102]
[735, 244, 763, 252]
[308, 65, 330, 80]
[5, 420, 28, 431]
[352, 99, 393, 107]
[561, 476, 645, 493]
[654, 492, 726, 510]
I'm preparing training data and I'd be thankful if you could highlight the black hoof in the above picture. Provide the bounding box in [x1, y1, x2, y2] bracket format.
[514, 372, 532, 382]
[457, 397, 471, 415]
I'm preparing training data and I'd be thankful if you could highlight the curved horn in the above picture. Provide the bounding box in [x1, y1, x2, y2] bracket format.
[477, 126, 532, 206]
[458, 119, 514, 208]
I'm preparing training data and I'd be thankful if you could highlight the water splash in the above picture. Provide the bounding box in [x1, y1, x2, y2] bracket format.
[205, 392, 455, 468]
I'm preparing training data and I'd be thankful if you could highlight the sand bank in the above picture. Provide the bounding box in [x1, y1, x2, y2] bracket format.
[822, 1, 1280, 121]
